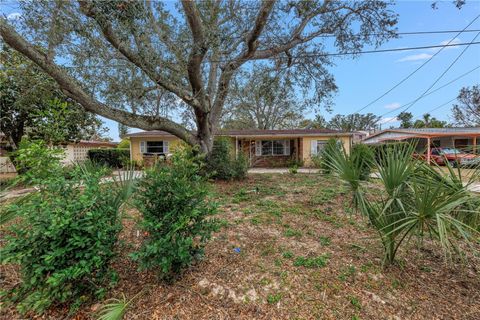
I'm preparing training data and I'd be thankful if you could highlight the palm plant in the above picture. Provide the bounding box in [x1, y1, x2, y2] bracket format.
[360, 143, 479, 264]
[97, 292, 141, 320]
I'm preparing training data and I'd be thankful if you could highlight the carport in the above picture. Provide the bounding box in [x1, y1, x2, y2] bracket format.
[362, 128, 480, 163]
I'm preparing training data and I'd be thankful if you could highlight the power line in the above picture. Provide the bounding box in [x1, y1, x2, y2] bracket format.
[352, 14, 480, 114]
[412, 97, 458, 121]
[2, 41, 480, 72]
[367, 65, 480, 116]
[377, 31, 480, 122]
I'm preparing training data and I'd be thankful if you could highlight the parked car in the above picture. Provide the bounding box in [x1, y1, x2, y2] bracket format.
[422, 147, 480, 167]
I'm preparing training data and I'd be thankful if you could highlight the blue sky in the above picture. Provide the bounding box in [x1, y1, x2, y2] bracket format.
[2, 1, 480, 141]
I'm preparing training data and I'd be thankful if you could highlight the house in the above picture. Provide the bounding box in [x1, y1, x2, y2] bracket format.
[124, 129, 353, 168]
[60, 140, 118, 164]
[362, 127, 480, 161]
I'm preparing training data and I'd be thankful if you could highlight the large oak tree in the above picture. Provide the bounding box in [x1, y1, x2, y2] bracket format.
[0, 0, 397, 153]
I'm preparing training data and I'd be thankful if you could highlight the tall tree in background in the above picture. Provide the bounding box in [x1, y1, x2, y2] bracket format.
[0, 0, 397, 154]
[397, 111, 448, 128]
[0, 46, 107, 148]
[451, 85, 480, 127]
[397, 111, 413, 128]
[118, 123, 130, 139]
[221, 68, 313, 130]
[327, 113, 380, 131]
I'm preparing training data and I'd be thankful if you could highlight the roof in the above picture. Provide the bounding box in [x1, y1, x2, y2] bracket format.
[125, 129, 351, 138]
[67, 140, 118, 147]
[363, 127, 480, 144]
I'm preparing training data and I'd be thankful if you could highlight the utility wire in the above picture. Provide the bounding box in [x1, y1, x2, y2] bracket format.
[412, 97, 458, 120]
[2, 41, 480, 71]
[352, 14, 480, 114]
[377, 31, 480, 122]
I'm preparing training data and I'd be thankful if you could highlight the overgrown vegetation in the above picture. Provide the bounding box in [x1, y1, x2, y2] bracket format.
[11, 139, 64, 185]
[88, 148, 130, 168]
[132, 147, 218, 279]
[0, 165, 135, 314]
[324, 142, 480, 264]
[205, 138, 248, 180]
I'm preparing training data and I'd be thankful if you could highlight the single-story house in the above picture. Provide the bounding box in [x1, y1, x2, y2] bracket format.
[125, 129, 353, 168]
[60, 140, 118, 164]
[362, 127, 480, 161]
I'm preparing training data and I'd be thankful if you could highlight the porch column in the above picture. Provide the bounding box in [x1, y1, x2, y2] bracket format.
[235, 136, 238, 159]
[427, 137, 431, 164]
[474, 136, 477, 154]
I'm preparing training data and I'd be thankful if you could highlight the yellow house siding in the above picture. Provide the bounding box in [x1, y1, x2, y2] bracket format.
[302, 136, 352, 167]
[129, 136, 182, 163]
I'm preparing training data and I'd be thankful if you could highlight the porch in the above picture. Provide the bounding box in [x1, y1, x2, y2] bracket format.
[235, 137, 303, 168]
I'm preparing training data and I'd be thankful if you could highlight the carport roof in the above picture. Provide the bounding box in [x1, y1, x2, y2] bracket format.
[363, 127, 480, 144]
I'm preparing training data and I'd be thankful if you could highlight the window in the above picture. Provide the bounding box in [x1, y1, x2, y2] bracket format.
[316, 141, 327, 155]
[256, 140, 290, 156]
[140, 141, 169, 154]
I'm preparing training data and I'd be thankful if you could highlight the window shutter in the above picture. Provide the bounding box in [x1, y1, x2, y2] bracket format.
[255, 141, 262, 156]
[284, 140, 290, 155]
[310, 140, 317, 155]
[140, 141, 146, 153]
[163, 141, 169, 154]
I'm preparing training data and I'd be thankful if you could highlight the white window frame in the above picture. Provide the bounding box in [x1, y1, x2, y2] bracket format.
[255, 140, 290, 156]
[141, 140, 169, 154]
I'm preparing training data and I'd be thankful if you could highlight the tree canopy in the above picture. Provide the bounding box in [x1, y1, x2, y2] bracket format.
[451, 85, 480, 127]
[0, 46, 107, 148]
[397, 111, 448, 128]
[0, 0, 397, 153]
[299, 113, 380, 131]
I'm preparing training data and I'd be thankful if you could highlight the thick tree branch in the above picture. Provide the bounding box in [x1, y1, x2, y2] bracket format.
[210, 0, 276, 124]
[181, 0, 209, 110]
[78, 1, 200, 109]
[0, 18, 198, 146]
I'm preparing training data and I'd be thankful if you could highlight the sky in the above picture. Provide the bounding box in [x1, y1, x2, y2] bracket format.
[1, 0, 480, 141]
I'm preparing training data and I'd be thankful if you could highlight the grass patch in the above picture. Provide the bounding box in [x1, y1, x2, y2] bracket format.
[293, 254, 330, 268]
[267, 293, 282, 304]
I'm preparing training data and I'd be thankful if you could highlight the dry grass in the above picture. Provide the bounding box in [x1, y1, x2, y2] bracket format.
[1, 173, 479, 319]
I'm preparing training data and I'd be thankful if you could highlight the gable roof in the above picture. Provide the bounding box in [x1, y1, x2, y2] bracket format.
[124, 128, 351, 138]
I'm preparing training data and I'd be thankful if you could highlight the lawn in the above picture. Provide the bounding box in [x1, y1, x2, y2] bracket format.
[1, 173, 479, 319]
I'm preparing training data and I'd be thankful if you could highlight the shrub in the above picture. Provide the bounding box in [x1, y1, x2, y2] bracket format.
[132, 147, 218, 279]
[350, 143, 375, 181]
[88, 148, 130, 168]
[205, 138, 247, 180]
[0, 166, 134, 314]
[117, 139, 130, 149]
[12, 139, 64, 185]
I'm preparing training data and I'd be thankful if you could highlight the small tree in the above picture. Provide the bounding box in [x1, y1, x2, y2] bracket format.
[205, 138, 247, 180]
[132, 147, 218, 279]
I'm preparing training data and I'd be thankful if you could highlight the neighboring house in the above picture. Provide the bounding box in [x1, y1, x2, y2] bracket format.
[125, 129, 352, 168]
[362, 127, 480, 161]
[60, 140, 118, 164]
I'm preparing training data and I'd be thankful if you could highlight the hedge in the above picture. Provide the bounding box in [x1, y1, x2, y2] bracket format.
[88, 148, 130, 168]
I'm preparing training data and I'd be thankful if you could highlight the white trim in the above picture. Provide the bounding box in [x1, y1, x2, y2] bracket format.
[310, 140, 317, 156]
[140, 141, 146, 153]
[164, 141, 169, 154]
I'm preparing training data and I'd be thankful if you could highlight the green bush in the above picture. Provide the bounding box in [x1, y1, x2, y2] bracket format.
[205, 138, 248, 180]
[350, 143, 375, 181]
[12, 139, 64, 185]
[117, 139, 130, 149]
[132, 147, 218, 279]
[88, 148, 130, 168]
[0, 166, 134, 314]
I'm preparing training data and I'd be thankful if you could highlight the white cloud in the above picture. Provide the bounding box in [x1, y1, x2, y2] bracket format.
[397, 53, 433, 62]
[6, 12, 21, 20]
[438, 37, 461, 50]
[384, 102, 401, 110]
[378, 117, 398, 125]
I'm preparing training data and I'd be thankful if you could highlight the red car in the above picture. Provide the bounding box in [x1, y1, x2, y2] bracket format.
[426, 147, 480, 167]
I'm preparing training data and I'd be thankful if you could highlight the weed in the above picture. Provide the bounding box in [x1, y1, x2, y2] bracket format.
[349, 296, 362, 310]
[338, 265, 356, 282]
[293, 254, 330, 268]
[284, 228, 303, 238]
[319, 236, 331, 246]
[282, 251, 294, 259]
[267, 293, 282, 304]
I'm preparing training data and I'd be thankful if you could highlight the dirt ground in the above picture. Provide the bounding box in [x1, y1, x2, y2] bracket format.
[1, 173, 479, 319]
